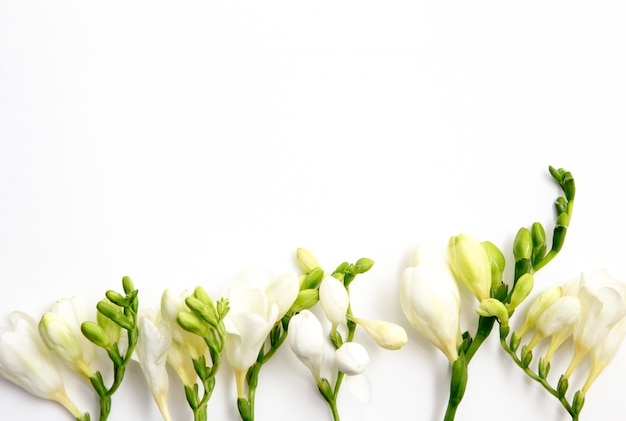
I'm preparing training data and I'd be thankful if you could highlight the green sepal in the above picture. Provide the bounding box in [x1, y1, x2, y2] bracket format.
[317, 378, 334, 404]
[572, 390, 585, 415]
[449, 353, 468, 408]
[89, 372, 108, 397]
[521, 345, 532, 368]
[557, 376, 569, 398]
[237, 397, 253, 421]
[538, 358, 550, 379]
[184, 384, 199, 409]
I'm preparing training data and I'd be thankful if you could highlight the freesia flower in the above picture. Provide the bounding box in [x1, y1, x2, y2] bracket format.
[38, 297, 96, 379]
[564, 270, 626, 378]
[516, 285, 563, 337]
[334, 342, 369, 375]
[0, 311, 83, 418]
[222, 268, 299, 396]
[351, 317, 407, 350]
[319, 276, 349, 331]
[526, 295, 581, 355]
[401, 243, 462, 364]
[447, 234, 492, 302]
[136, 310, 173, 421]
[288, 310, 325, 381]
[582, 316, 626, 394]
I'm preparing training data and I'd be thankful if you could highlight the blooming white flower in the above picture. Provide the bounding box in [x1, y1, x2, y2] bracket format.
[38, 297, 95, 379]
[401, 243, 462, 364]
[136, 310, 173, 421]
[526, 295, 581, 354]
[516, 286, 563, 337]
[288, 310, 325, 381]
[222, 268, 299, 396]
[334, 342, 369, 375]
[351, 317, 407, 350]
[564, 270, 626, 378]
[447, 234, 492, 302]
[319, 276, 349, 330]
[582, 316, 626, 394]
[0, 312, 83, 418]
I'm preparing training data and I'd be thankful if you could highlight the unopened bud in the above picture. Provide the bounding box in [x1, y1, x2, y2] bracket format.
[296, 248, 321, 272]
[476, 298, 509, 328]
[81, 321, 111, 348]
[447, 234, 491, 301]
[513, 228, 533, 261]
[481, 241, 505, 288]
[177, 311, 209, 337]
[352, 258, 374, 274]
[531, 222, 547, 266]
[289, 289, 319, 313]
[509, 273, 534, 310]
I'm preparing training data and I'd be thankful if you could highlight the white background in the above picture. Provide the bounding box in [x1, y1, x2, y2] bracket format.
[1, 2, 626, 420]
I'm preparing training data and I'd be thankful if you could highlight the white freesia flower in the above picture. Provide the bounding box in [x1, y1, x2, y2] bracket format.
[39, 297, 96, 379]
[136, 310, 173, 421]
[0, 312, 83, 418]
[564, 270, 626, 378]
[288, 310, 325, 381]
[526, 295, 581, 354]
[319, 276, 349, 330]
[401, 243, 462, 364]
[223, 268, 299, 396]
[334, 342, 369, 375]
[351, 317, 407, 350]
[582, 316, 626, 394]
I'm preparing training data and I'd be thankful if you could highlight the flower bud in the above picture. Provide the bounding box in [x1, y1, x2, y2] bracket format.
[39, 313, 92, 376]
[97, 300, 121, 344]
[177, 311, 209, 337]
[81, 321, 111, 348]
[351, 317, 408, 350]
[352, 258, 374, 274]
[319, 276, 349, 328]
[509, 273, 534, 310]
[476, 298, 509, 328]
[288, 310, 325, 381]
[296, 248, 321, 272]
[481, 241, 505, 288]
[289, 289, 319, 313]
[334, 342, 369, 375]
[531, 222, 547, 265]
[513, 228, 533, 262]
[447, 234, 491, 301]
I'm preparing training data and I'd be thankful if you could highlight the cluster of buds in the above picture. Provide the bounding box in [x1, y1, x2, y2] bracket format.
[288, 249, 407, 421]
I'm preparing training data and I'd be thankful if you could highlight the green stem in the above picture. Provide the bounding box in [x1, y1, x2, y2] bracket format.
[464, 316, 495, 362]
[499, 335, 576, 418]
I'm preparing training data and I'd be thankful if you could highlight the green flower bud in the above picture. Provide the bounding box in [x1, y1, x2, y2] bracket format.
[513, 227, 533, 262]
[193, 286, 214, 306]
[122, 276, 135, 295]
[177, 311, 209, 337]
[81, 321, 111, 348]
[105, 290, 128, 307]
[531, 222, 547, 266]
[481, 241, 505, 288]
[185, 296, 218, 327]
[476, 298, 509, 328]
[549, 165, 563, 183]
[509, 273, 534, 310]
[301, 267, 324, 290]
[96, 302, 121, 344]
[97, 300, 133, 330]
[551, 213, 570, 253]
[448, 234, 491, 301]
[509, 332, 521, 352]
[289, 289, 320, 313]
[296, 248, 321, 272]
[352, 258, 374, 274]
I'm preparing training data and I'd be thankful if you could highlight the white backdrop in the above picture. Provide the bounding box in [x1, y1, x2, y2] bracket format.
[1, 2, 626, 420]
